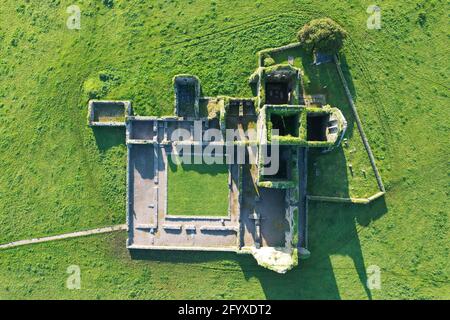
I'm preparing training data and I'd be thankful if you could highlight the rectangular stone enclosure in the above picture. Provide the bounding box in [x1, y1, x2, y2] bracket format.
[88, 100, 132, 127]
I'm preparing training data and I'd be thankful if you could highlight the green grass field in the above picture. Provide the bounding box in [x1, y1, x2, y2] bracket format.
[167, 155, 229, 217]
[0, 0, 448, 299]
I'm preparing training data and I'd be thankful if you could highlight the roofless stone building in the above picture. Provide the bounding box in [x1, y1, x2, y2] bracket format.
[88, 43, 347, 273]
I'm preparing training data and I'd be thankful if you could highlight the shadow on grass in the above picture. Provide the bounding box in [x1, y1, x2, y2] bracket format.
[308, 147, 351, 198]
[93, 127, 125, 152]
[338, 54, 357, 98]
[129, 249, 240, 265]
[238, 196, 388, 300]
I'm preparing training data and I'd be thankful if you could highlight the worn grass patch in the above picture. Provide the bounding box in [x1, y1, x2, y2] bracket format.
[167, 155, 229, 217]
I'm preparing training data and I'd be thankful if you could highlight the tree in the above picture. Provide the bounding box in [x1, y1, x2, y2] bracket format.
[297, 18, 347, 54]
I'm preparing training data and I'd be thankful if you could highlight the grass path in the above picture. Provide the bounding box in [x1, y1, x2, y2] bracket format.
[0, 225, 127, 250]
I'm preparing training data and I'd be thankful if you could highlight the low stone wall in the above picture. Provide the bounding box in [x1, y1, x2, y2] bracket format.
[88, 100, 131, 127]
[257, 43, 303, 67]
[307, 191, 385, 204]
[334, 55, 385, 193]
[129, 245, 239, 253]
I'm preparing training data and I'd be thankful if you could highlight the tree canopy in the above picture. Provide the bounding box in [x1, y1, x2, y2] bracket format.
[297, 18, 347, 53]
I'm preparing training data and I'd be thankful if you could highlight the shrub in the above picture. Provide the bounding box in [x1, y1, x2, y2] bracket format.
[417, 12, 427, 27]
[98, 69, 120, 83]
[83, 78, 105, 99]
[103, 0, 114, 8]
[264, 57, 275, 67]
[297, 18, 347, 54]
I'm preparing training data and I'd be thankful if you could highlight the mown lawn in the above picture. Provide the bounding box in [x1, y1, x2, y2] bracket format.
[167, 155, 229, 217]
[0, 0, 448, 299]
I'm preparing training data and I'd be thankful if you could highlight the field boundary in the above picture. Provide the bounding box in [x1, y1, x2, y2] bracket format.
[0, 225, 127, 251]
[334, 55, 386, 194]
[307, 192, 385, 205]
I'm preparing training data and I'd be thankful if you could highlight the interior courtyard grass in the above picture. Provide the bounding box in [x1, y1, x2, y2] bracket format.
[0, 0, 448, 299]
[167, 155, 229, 217]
